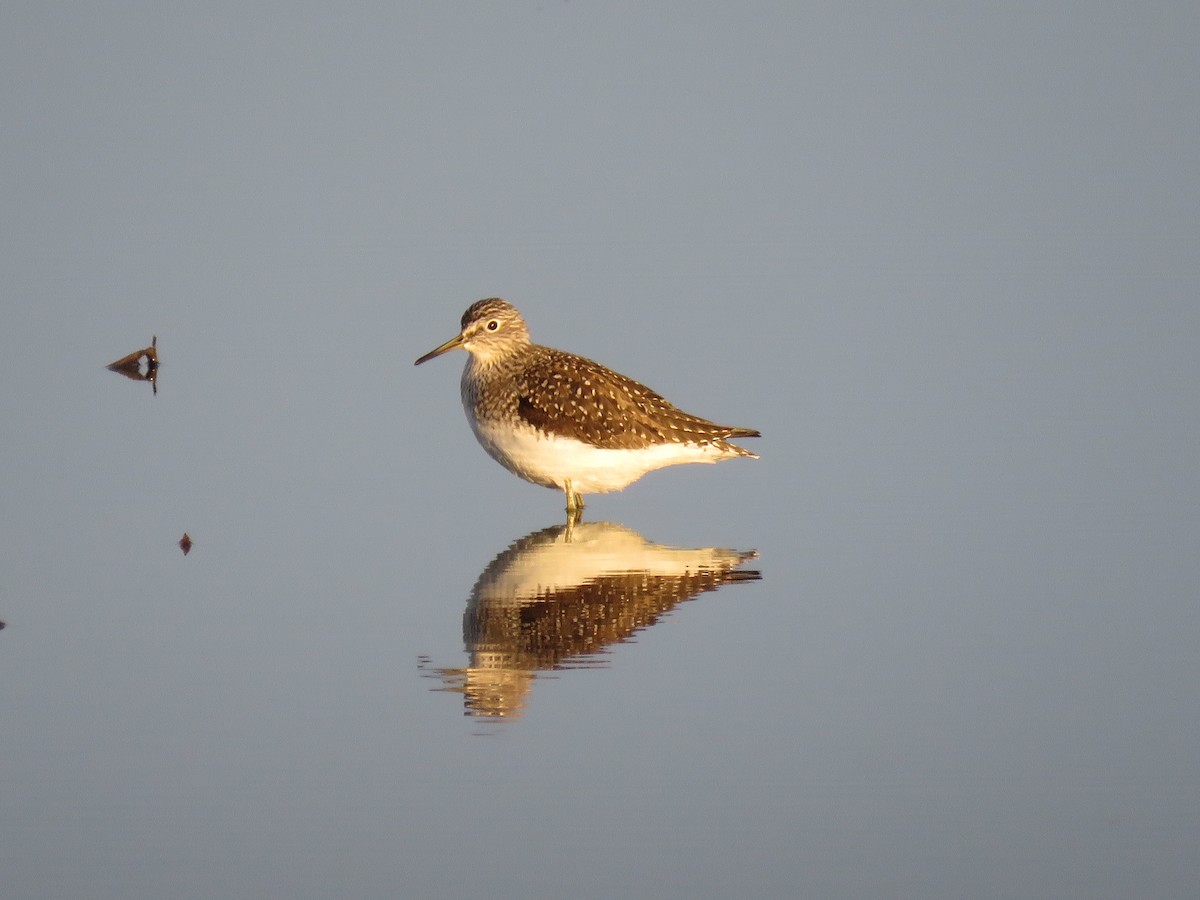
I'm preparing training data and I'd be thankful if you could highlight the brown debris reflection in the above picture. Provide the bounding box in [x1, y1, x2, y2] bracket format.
[422, 521, 760, 720]
[106, 335, 159, 394]
[179, 533, 192, 556]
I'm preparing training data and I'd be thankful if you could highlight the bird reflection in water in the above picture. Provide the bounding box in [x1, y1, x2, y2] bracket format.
[106, 336, 159, 394]
[421, 521, 760, 720]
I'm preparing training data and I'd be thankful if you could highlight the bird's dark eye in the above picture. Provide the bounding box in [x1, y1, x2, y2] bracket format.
[486, 320, 499, 331]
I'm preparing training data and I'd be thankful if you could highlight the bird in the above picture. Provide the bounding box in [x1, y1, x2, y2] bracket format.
[414, 298, 759, 516]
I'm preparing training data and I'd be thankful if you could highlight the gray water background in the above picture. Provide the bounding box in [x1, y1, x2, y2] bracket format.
[1, 4, 1197, 898]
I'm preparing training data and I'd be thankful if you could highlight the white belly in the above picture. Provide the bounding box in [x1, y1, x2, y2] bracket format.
[468, 418, 733, 495]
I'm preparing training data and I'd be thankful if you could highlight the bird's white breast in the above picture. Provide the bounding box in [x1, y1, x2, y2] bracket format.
[467, 416, 732, 495]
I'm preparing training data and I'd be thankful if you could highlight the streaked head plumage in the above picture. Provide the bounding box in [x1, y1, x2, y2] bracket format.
[415, 297, 532, 366]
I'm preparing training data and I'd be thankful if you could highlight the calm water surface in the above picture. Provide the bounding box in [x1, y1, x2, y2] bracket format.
[2, 307, 1195, 899]
[2, 5, 1198, 899]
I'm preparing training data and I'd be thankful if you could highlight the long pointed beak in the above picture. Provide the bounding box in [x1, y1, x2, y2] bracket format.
[414, 333, 465, 365]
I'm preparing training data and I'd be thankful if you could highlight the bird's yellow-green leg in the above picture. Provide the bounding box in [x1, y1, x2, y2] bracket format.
[564, 481, 585, 516]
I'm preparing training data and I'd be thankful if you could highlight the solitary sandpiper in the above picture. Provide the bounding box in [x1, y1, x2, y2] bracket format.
[415, 298, 760, 514]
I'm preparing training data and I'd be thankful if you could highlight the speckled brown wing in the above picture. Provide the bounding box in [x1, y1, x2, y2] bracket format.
[514, 348, 759, 450]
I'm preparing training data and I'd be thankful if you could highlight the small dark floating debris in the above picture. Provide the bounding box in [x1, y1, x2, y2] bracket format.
[0, 620, 6, 631]
[107, 335, 159, 394]
[179, 533, 192, 556]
